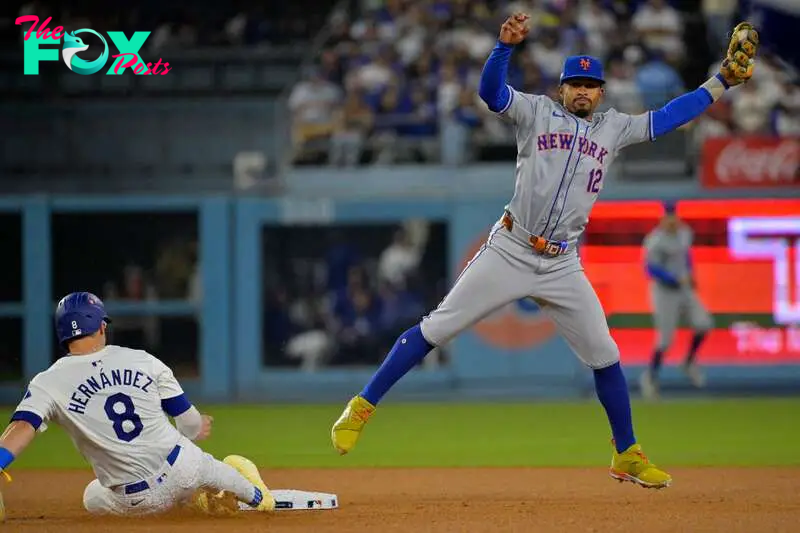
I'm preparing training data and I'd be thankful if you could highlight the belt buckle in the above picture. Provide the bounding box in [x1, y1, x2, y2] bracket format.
[544, 241, 563, 256]
[530, 236, 567, 257]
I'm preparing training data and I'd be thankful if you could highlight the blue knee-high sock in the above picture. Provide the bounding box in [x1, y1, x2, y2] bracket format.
[361, 324, 433, 405]
[686, 331, 707, 363]
[593, 362, 636, 453]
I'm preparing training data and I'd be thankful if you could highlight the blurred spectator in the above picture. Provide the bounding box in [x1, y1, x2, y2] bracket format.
[378, 228, 421, 288]
[288, 70, 343, 154]
[407, 50, 439, 92]
[325, 232, 362, 292]
[263, 287, 298, 362]
[437, 61, 463, 120]
[377, 281, 424, 347]
[372, 83, 404, 164]
[631, 0, 684, 59]
[349, 48, 397, 92]
[149, 22, 174, 52]
[440, 20, 495, 62]
[635, 50, 685, 109]
[604, 57, 645, 113]
[702, 0, 736, 55]
[771, 81, 800, 136]
[731, 80, 776, 134]
[395, 6, 428, 63]
[224, 10, 248, 46]
[103, 263, 160, 351]
[691, 98, 733, 153]
[577, 0, 619, 59]
[154, 238, 199, 300]
[330, 267, 383, 365]
[398, 85, 438, 154]
[530, 30, 567, 81]
[441, 87, 483, 165]
[329, 91, 374, 167]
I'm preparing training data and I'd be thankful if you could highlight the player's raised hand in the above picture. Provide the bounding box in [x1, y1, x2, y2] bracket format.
[196, 414, 213, 441]
[499, 13, 530, 45]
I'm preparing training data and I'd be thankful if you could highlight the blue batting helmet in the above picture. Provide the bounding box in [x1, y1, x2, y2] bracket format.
[55, 292, 111, 347]
[560, 55, 605, 84]
[663, 200, 677, 215]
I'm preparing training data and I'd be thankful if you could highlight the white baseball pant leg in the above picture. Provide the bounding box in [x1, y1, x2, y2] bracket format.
[83, 438, 259, 515]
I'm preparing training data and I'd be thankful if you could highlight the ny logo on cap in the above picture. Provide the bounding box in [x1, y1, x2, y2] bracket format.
[580, 58, 591, 71]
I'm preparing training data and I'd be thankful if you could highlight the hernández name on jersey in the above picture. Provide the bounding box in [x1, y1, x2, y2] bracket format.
[67, 367, 155, 414]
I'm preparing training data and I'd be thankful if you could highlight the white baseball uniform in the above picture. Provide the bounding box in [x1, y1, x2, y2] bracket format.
[11, 345, 259, 515]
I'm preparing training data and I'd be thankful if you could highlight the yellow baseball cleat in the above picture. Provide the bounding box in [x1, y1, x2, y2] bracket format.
[331, 395, 376, 455]
[223, 455, 276, 511]
[609, 442, 672, 489]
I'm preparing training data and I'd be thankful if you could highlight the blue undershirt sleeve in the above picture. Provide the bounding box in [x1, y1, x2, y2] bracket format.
[478, 41, 513, 113]
[651, 88, 714, 139]
[645, 263, 680, 287]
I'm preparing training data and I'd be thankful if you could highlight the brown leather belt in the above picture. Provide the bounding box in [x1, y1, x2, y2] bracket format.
[501, 211, 568, 257]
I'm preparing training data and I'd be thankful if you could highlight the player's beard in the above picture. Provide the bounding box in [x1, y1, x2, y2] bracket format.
[573, 108, 590, 118]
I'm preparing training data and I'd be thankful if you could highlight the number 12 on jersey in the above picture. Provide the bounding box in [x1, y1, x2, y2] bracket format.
[587, 168, 603, 193]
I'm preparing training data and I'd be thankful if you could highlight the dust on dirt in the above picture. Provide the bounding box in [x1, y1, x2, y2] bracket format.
[4, 467, 799, 532]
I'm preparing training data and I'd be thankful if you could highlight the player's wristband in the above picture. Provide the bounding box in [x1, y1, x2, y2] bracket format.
[0, 447, 14, 480]
[0, 448, 14, 470]
[701, 74, 729, 102]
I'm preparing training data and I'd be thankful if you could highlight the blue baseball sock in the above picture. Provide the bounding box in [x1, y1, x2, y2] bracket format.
[593, 362, 636, 453]
[360, 324, 434, 405]
[686, 331, 707, 363]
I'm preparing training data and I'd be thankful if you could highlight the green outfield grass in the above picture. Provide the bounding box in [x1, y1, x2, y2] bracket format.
[4, 397, 798, 470]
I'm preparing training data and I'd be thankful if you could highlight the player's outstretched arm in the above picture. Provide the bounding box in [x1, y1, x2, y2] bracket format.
[478, 12, 529, 113]
[153, 355, 213, 441]
[650, 22, 758, 139]
[0, 421, 37, 481]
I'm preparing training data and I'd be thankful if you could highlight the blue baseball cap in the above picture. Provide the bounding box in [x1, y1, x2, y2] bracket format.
[560, 55, 605, 84]
[663, 201, 677, 214]
[55, 292, 111, 347]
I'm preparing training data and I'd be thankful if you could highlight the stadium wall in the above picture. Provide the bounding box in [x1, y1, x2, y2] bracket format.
[1, 187, 798, 403]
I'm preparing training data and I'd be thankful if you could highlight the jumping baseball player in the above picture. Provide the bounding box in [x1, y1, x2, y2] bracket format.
[0, 291, 275, 516]
[639, 202, 712, 400]
[331, 14, 759, 489]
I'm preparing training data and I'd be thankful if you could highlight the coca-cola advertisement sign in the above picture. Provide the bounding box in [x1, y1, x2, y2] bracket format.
[701, 136, 799, 188]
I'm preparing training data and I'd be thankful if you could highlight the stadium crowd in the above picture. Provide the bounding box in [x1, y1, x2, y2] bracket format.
[287, 0, 799, 166]
[262, 222, 448, 370]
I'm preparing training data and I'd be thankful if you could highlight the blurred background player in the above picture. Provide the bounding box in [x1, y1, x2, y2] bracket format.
[640, 202, 713, 400]
[0, 292, 274, 516]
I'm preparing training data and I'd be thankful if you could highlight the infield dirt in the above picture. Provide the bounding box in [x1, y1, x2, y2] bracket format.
[3, 467, 799, 532]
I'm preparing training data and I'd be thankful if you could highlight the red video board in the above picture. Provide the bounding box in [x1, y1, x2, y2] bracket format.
[582, 198, 800, 365]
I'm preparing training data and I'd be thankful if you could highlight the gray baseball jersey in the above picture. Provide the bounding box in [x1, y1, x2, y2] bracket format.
[420, 89, 660, 368]
[644, 225, 693, 282]
[643, 226, 713, 349]
[502, 87, 652, 245]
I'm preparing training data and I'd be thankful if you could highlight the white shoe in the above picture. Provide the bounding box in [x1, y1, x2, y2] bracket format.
[639, 370, 659, 400]
[682, 363, 706, 388]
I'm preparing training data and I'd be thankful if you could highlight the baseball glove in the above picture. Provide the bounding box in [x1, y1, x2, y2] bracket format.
[719, 22, 759, 86]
